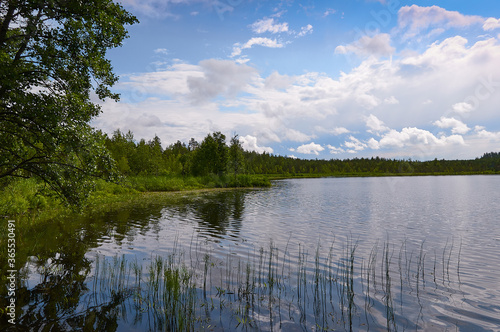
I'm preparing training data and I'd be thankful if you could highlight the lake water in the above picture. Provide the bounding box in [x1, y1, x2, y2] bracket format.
[3, 175, 500, 331]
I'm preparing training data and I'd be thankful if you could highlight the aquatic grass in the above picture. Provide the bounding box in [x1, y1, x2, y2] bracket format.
[57, 236, 464, 331]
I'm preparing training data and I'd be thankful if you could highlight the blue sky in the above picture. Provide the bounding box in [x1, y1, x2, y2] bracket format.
[94, 0, 500, 160]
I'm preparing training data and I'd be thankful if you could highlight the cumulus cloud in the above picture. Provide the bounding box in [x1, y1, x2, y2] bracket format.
[284, 128, 314, 142]
[475, 128, 500, 141]
[483, 17, 500, 31]
[452, 102, 474, 114]
[187, 59, 257, 104]
[398, 5, 484, 37]
[344, 136, 367, 152]
[335, 33, 395, 58]
[315, 126, 351, 135]
[327, 145, 345, 154]
[367, 138, 380, 150]
[264, 71, 295, 90]
[376, 127, 465, 148]
[365, 114, 389, 133]
[434, 117, 470, 134]
[240, 135, 274, 153]
[251, 18, 289, 34]
[296, 142, 324, 155]
[120, 62, 203, 97]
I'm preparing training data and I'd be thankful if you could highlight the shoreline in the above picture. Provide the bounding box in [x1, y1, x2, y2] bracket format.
[2, 171, 498, 223]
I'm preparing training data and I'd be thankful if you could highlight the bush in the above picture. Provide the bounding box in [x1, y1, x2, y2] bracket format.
[0, 178, 59, 216]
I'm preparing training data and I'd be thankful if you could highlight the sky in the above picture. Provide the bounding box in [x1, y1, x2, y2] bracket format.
[93, 0, 500, 160]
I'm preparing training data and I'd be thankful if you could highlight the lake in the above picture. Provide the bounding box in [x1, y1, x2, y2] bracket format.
[3, 175, 500, 331]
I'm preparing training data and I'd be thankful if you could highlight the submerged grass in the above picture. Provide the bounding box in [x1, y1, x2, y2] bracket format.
[74, 236, 463, 331]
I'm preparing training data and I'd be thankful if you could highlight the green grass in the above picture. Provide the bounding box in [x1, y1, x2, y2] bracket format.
[0, 177, 64, 218]
[126, 174, 271, 192]
[0, 174, 271, 221]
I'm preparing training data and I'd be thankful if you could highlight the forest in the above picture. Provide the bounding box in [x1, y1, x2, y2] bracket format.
[105, 129, 500, 178]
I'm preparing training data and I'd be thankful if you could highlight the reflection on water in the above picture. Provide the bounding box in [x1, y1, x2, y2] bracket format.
[181, 191, 245, 238]
[1, 176, 500, 331]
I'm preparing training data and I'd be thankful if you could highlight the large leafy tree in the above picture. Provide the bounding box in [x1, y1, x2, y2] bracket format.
[192, 132, 228, 176]
[0, 1, 137, 205]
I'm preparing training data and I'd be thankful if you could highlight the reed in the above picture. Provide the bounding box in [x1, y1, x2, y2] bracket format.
[82, 235, 462, 331]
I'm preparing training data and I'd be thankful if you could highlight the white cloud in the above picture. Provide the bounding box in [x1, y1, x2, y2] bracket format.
[483, 18, 500, 31]
[365, 114, 389, 133]
[265, 71, 295, 90]
[474, 127, 500, 141]
[344, 136, 367, 152]
[327, 145, 345, 154]
[251, 18, 289, 34]
[244, 37, 284, 49]
[240, 135, 274, 153]
[187, 59, 257, 104]
[154, 48, 169, 55]
[120, 62, 203, 97]
[377, 127, 465, 148]
[384, 96, 399, 105]
[452, 102, 474, 114]
[232, 37, 284, 58]
[434, 117, 470, 134]
[398, 5, 484, 37]
[297, 24, 313, 37]
[335, 33, 394, 57]
[367, 138, 380, 150]
[332, 127, 351, 135]
[296, 142, 324, 155]
[315, 126, 351, 135]
[284, 128, 314, 142]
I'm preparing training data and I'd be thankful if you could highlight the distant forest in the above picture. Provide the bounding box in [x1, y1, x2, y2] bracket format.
[105, 130, 500, 177]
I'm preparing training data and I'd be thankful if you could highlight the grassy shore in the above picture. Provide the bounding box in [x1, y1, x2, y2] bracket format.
[0, 174, 271, 223]
[1, 170, 497, 223]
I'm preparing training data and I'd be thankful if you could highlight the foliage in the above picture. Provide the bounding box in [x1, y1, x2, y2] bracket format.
[190, 132, 228, 176]
[0, 177, 56, 216]
[126, 174, 270, 192]
[0, 1, 137, 205]
[228, 134, 245, 175]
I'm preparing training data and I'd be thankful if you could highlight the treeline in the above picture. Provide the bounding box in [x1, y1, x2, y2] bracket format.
[104, 130, 245, 177]
[105, 130, 500, 177]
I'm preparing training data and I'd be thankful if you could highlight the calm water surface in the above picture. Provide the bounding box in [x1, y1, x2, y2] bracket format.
[4, 175, 500, 331]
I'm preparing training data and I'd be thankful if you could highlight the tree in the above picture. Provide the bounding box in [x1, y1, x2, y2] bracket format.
[228, 134, 245, 175]
[0, 1, 137, 205]
[188, 138, 199, 151]
[148, 135, 164, 175]
[191, 132, 228, 176]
